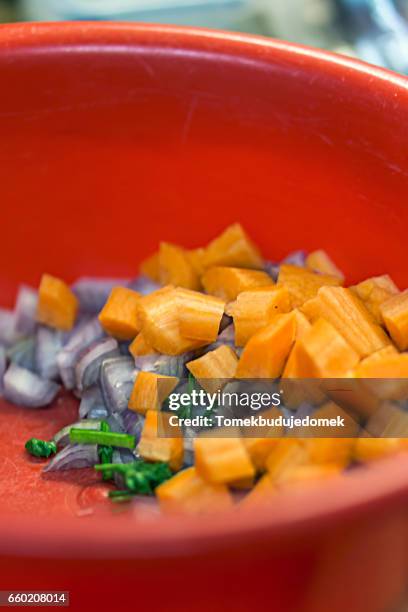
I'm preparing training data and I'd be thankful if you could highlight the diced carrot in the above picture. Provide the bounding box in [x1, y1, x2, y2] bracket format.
[277, 464, 343, 487]
[294, 318, 360, 378]
[227, 285, 292, 346]
[98, 286, 141, 340]
[140, 252, 160, 282]
[354, 437, 405, 462]
[239, 473, 275, 508]
[128, 372, 179, 415]
[306, 250, 344, 281]
[380, 289, 408, 350]
[37, 274, 79, 331]
[195, 435, 256, 485]
[202, 267, 273, 301]
[244, 438, 281, 472]
[358, 345, 398, 367]
[278, 264, 342, 308]
[310, 401, 359, 437]
[350, 275, 399, 324]
[202, 223, 263, 270]
[129, 332, 156, 357]
[158, 242, 200, 290]
[138, 286, 203, 355]
[364, 402, 408, 438]
[303, 438, 354, 469]
[265, 439, 308, 483]
[178, 288, 225, 343]
[137, 410, 184, 471]
[301, 286, 390, 357]
[236, 312, 296, 378]
[293, 308, 312, 339]
[186, 248, 206, 277]
[186, 345, 238, 394]
[354, 353, 408, 401]
[156, 467, 233, 515]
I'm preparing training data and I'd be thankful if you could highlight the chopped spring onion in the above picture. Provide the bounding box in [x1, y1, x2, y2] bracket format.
[95, 461, 172, 495]
[25, 438, 57, 458]
[69, 428, 136, 449]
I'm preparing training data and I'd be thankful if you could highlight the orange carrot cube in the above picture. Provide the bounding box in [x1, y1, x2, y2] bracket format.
[226, 285, 292, 346]
[294, 318, 360, 377]
[306, 250, 344, 281]
[195, 435, 256, 485]
[98, 286, 141, 340]
[140, 252, 160, 282]
[178, 288, 225, 343]
[128, 372, 179, 415]
[380, 289, 408, 350]
[186, 345, 238, 394]
[293, 308, 312, 339]
[358, 345, 398, 367]
[278, 264, 341, 308]
[36, 273, 79, 331]
[159, 242, 200, 290]
[202, 223, 263, 270]
[186, 248, 206, 277]
[277, 464, 342, 487]
[156, 467, 233, 515]
[137, 410, 184, 471]
[303, 438, 354, 469]
[202, 266, 273, 301]
[350, 275, 399, 324]
[239, 473, 275, 508]
[129, 332, 156, 357]
[354, 437, 405, 462]
[301, 286, 390, 357]
[265, 439, 308, 483]
[236, 312, 296, 378]
[354, 353, 408, 401]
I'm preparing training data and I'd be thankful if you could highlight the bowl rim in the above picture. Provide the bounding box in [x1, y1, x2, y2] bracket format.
[1, 20, 408, 558]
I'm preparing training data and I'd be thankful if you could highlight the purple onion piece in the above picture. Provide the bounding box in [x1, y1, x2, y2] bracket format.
[264, 261, 280, 282]
[282, 250, 306, 267]
[133, 352, 193, 378]
[57, 317, 105, 389]
[53, 419, 105, 447]
[35, 326, 64, 380]
[72, 277, 130, 314]
[14, 285, 38, 336]
[79, 385, 107, 419]
[183, 427, 195, 467]
[127, 275, 160, 295]
[44, 444, 99, 472]
[0, 345, 6, 395]
[219, 313, 232, 333]
[88, 406, 109, 419]
[0, 308, 22, 347]
[75, 337, 119, 391]
[121, 409, 145, 440]
[119, 341, 132, 356]
[105, 412, 126, 433]
[205, 324, 236, 353]
[3, 363, 60, 408]
[7, 337, 36, 372]
[100, 357, 137, 414]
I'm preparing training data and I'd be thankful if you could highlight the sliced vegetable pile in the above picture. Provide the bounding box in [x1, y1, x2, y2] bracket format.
[1, 223, 408, 514]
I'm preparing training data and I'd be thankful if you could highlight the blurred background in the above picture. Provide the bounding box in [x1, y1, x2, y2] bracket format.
[0, 0, 408, 74]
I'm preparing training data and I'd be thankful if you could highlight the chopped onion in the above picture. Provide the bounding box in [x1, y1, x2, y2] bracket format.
[79, 385, 107, 419]
[122, 409, 145, 440]
[53, 419, 104, 447]
[111, 448, 137, 488]
[44, 444, 99, 472]
[0, 308, 21, 347]
[35, 326, 63, 380]
[133, 352, 193, 378]
[127, 275, 160, 295]
[0, 345, 6, 395]
[14, 285, 38, 336]
[88, 406, 109, 419]
[7, 337, 36, 372]
[57, 317, 105, 389]
[183, 427, 195, 467]
[219, 313, 232, 333]
[282, 250, 306, 267]
[3, 363, 60, 408]
[75, 337, 119, 391]
[100, 357, 137, 414]
[264, 261, 280, 282]
[105, 412, 126, 433]
[72, 277, 130, 314]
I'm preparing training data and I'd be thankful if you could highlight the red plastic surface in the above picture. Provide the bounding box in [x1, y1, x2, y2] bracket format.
[1, 21, 408, 612]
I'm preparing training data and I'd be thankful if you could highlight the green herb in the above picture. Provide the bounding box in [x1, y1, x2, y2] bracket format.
[25, 438, 57, 459]
[98, 445, 114, 481]
[69, 429, 135, 449]
[95, 461, 173, 496]
[108, 490, 134, 503]
[100, 421, 110, 432]
[176, 373, 197, 420]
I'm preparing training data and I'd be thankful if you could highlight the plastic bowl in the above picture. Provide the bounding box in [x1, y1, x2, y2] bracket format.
[1, 22, 408, 612]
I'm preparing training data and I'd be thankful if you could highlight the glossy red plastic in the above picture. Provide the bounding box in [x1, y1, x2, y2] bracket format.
[1, 22, 408, 612]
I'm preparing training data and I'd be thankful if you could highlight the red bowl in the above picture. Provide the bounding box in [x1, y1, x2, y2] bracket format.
[1, 21, 408, 612]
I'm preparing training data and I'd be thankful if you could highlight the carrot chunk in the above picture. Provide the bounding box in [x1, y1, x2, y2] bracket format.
[303, 438, 354, 469]
[265, 439, 308, 483]
[156, 467, 233, 514]
[195, 435, 256, 485]
[277, 464, 343, 487]
[137, 410, 184, 471]
[128, 372, 179, 415]
[350, 275, 399, 324]
[140, 252, 160, 282]
[354, 353, 408, 401]
[301, 286, 390, 357]
[178, 288, 225, 343]
[278, 264, 342, 308]
[158, 242, 200, 290]
[186, 345, 238, 394]
[226, 285, 292, 346]
[138, 286, 203, 355]
[202, 266, 273, 301]
[36, 273, 79, 331]
[354, 437, 405, 462]
[294, 318, 360, 378]
[202, 223, 263, 270]
[380, 289, 408, 350]
[98, 286, 141, 340]
[129, 332, 156, 357]
[239, 473, 275, 508]
[186, 248, 206, 277]
[236, 312, 296, 378]
[306, 250, 344, 281]
[358, 345, 398, 367]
